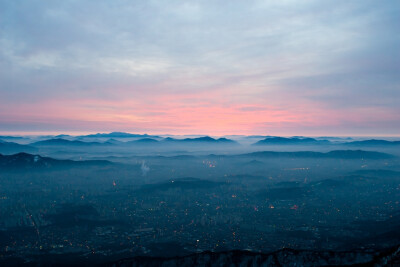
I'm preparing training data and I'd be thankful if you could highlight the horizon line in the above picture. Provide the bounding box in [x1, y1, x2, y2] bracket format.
[1, 131, 400, 138]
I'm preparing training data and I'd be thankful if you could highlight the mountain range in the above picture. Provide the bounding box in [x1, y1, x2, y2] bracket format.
[0, 153, 112, 170]
[28, 136, 237, 147]
[32, 138, 112, 146]
[163, 136, 237, 144]
[254, 137, 330, 145]
[2, 133, 400, 151]
[80, 132, 158, 138]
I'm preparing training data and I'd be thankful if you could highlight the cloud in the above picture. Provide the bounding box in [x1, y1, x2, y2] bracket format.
[0, 0, 399, 135]
[141, 161, 150, 176]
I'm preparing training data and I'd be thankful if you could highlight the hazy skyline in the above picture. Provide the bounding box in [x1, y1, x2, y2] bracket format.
[1, 1, 399, 136]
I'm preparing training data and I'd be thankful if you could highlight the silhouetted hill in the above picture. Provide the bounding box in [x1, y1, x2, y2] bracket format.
[344, 139, 400, 146]
[32, 138, 110, 146]
[81, 132, 158, 138]
[108, 245, 400, 267]
[318, 136, 353, 141]
[254, 137, 330, 145]
[0, 135, 26, 140]
[326, 150, 395, 159]
[216, 137, 236, 143]
[0, 140, 37, 154]
[128, 138, 159, 144]
[106, 138, 123, 144]
[0, 153, 112, 170]
[240, 150, 394, 159]
[163, 136, 237, 144]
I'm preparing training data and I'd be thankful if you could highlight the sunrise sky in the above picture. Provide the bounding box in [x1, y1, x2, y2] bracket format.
[1, 1, 399, 136]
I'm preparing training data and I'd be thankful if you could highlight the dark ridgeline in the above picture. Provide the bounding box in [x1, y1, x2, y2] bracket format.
[81, 132, 158, 138]
[128, 138, 159, 144]
[0, 152, 113, 170]
[162, 136, 238, 144]
[253, 137, 331, 146]
[31, 138, 111, 147]
[26, 136, 238, 148]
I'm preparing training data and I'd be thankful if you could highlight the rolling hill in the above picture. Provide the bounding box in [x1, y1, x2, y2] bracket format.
[0, 140, 37, 154]
[254, 137, 330, 145]
[0, 152, 113, 170]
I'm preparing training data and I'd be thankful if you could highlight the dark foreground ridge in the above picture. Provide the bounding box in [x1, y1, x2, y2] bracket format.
[108, 245, 400, 267]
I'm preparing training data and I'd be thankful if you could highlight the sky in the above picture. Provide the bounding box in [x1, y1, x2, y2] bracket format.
[0, 0, 399, 136]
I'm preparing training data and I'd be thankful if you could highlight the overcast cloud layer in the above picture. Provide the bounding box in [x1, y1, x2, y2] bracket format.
[0, 0, 399, 135]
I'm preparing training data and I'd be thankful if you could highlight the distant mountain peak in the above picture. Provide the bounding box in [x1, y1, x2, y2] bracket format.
[81, 132, 157, 138]
[32, 138, 110, 146]
[254, 137, 330, 145]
